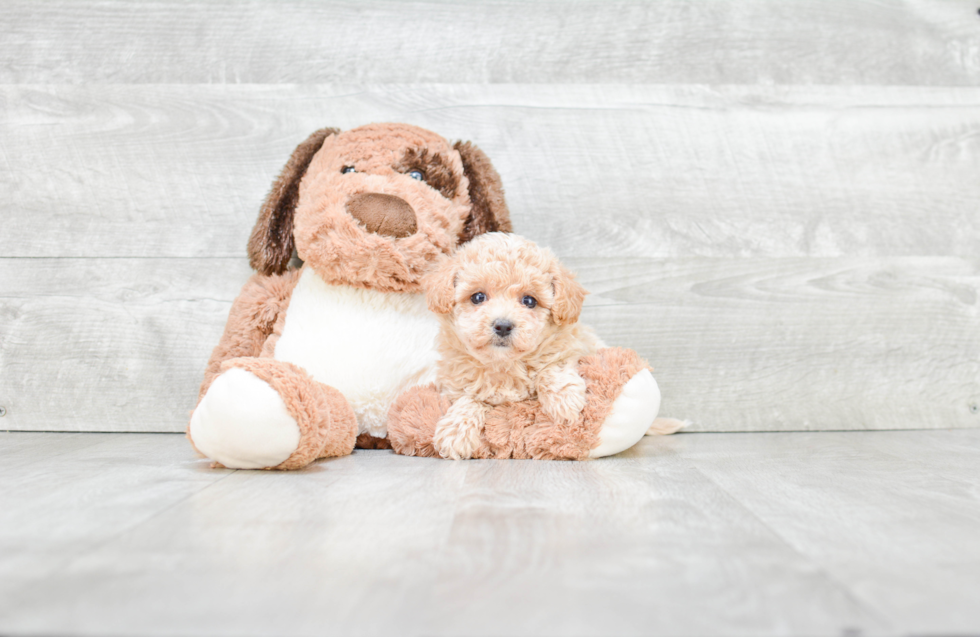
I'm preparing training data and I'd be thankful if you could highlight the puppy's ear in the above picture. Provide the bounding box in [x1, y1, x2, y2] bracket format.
[423, 255, 458, 314]
[248, 127, 339, 275]
[453, 141, 512, 244]
[550, 263, 588, 326]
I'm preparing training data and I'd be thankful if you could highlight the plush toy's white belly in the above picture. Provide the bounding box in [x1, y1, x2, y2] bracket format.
[273, 268, 440, 438]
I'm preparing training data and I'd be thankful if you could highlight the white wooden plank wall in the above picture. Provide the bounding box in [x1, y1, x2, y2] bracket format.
[1, 1, 978, 432]
[2, 1, 978, 85]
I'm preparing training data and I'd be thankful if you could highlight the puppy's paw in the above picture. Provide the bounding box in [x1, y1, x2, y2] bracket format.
[539, 374, 587, 425]
[433, 410, 485, 460]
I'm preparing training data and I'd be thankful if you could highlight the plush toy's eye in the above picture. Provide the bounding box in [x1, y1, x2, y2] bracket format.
[471, 292, 487, 305]
[522, 295, 537, 309]
[407, 170, 424, 181]
[341, 166, 356, 174]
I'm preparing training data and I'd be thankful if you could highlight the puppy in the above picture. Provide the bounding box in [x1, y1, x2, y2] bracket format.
[423, 233, 599, 459]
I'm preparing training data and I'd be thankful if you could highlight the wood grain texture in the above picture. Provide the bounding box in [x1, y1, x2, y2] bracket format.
[572, 255, 980, 432]
[673, 430, 980, 634]
[0, 437, 471, 636]
[4, 431, 980, 634]
[2, 256, 977, 432]
[1, 0, 978, 85]
[0, 431, 927, 636]
[3, 4, 979, 436]
[429, 457, 882, 635]
[0, 258, 252, 432]
[2, 84, 979, 259]
[0, 433, 232, 610]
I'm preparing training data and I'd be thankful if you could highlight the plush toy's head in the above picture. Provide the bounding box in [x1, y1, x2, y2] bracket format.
[424, 233, 587, 365]
[247, 123, 511, 293]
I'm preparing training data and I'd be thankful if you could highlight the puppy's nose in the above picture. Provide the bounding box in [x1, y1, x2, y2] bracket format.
[493, 319, 514, 338]
[345, 193, 417, 238]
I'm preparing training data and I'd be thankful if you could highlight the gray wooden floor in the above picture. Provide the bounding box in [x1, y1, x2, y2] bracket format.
[1, 430, 978, 636]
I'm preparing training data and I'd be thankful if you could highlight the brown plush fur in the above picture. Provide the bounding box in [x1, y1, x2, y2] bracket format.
[354, 434, 393, 450]
[386, 385, 450, 458]
[392, 147, 459, 200]
[387, 347, 651, 460]
[193, 357, 358, 469]
[345, 193, 418, 238]
[199, 270, 301, 400]
[249, 128, 339, 275]
[200, 123, 512, 397]
[247, 123, 512, 294]
[194, 123, 513, 467]
[454, 141, 511, 243]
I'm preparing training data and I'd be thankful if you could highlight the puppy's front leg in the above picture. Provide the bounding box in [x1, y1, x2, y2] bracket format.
[537, 364, 588, 425]
[433, 395, 490, 460]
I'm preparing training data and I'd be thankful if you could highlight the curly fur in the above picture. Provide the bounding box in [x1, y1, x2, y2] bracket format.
[423, 233, 599, 459]
[387, 347, 653, 460]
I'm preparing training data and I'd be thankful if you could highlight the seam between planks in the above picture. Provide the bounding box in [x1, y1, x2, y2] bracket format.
[681, 454, 895, 631]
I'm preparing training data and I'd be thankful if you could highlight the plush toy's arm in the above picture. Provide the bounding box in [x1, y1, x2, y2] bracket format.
[198, 269, 301, 401]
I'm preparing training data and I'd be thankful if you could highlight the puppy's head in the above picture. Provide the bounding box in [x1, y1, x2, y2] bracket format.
[425, 233, 587, 364]
[247, 123, 511, 292]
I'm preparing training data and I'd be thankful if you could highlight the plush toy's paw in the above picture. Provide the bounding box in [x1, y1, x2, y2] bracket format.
[589, 368, 661, 459]
[433, 398, 488, 460]
[189, 367, 301, 469]
[539, 374, 587, 425]
[188, 358, 358, 470]
[387, 384, 447, 458]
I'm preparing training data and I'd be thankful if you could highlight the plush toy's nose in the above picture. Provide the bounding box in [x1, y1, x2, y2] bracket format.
[345, 193, 418, 238]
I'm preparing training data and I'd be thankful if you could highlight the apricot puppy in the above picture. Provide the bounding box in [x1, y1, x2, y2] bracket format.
[424, 233, 599, 459]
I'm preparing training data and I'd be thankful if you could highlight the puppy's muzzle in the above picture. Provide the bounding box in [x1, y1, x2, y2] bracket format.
[346, 193, 418, 238]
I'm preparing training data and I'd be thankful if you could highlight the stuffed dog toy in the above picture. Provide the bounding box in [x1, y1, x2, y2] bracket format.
[189, 123, 662, 470]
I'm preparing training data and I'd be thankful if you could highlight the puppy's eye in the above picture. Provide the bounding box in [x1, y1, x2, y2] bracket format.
[407, 170, 424, 181]
[521, 295, 537, 309]
[341, 166, 356, 174]
[471, 292, 487, 305]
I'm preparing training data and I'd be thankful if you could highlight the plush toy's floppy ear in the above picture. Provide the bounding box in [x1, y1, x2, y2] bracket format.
[248, 128, 339, 275]
[423, 255, 459, 314]
[550, 263, 588, 326]
[453, 141, 512, 244]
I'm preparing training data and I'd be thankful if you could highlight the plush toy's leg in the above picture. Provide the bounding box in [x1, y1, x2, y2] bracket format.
[504, 348, 658, 460]
[188, 357, 358, 470]
[577, 348, 661, 458]
[439, 348, 656, 460]
[386, 384, 452, 458]
[387, 348, 662, 461]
